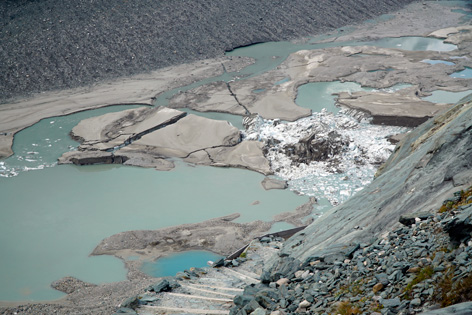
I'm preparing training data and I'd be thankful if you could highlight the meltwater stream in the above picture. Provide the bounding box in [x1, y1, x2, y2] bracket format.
[0, 27, 463, 301]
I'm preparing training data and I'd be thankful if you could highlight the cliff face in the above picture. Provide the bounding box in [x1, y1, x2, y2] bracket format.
[283, 94, 472, 262]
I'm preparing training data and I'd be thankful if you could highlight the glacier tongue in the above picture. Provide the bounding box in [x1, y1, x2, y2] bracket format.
[243, 109, 409, 205]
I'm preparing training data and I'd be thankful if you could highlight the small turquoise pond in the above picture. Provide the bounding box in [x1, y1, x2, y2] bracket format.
[422, 90, 472, 104]
[141, 251, 224, 277]
[295, 81, 373, 113]
[451, 67, 472, 79]
[274, 77, 290, 85]
[421, 59, 455, 66]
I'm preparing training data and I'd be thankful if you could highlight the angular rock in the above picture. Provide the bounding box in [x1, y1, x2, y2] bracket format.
[147, 279, 170, 293]
[234, 294, 254, 307]
[261, 178, 288, 190]
[372, 283, 384, 294]
[284, 131, 349, 164]
[276, 278, 290, 287]
[250, 308, 268, 315]
[443, 205, 472, 243]
[375, 273, 389, 286]
[381, 297, 401, 309]
[419, 301, 472, 314]
[410, 298, 422, 307]
[399, 212, 434, 226]
[120, 296, 139, 309]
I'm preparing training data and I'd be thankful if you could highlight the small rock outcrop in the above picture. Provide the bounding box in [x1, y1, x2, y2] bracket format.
[261, 178, 288, 190]
[284, 131, 349, 165]
[51, 277, 97, 294]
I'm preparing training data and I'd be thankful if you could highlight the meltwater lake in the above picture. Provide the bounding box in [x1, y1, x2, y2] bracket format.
[0, 31, 463, 301]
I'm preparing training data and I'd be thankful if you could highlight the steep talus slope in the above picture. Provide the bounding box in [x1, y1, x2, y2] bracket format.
[283, 94, 472, 262]
[0, 0, 415, 102]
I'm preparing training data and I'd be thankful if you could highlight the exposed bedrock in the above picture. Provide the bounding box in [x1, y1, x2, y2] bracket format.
[284, 131, 349, 165]
[58, 106, 272, 174]
[281, 94, 472, 263]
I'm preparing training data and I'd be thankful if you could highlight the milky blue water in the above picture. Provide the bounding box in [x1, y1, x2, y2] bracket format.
[0, 105, 144, 178]
[422, 90, 472, 104]
[295, 82, 411, 113]
[274, 78, 291, 86]
[0, 162, 309, 301]
[141, 251, 224, 278]
[154, 37, 456, 108]
[0, 12, 465, 302]
[269, 222, 296, 233]
[295, 82, 372, 113]
[451, 67, 472, 78]
[421, 59, 455, 66]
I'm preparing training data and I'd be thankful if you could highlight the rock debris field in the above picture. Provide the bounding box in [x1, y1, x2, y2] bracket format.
[0, 0, 415, 102]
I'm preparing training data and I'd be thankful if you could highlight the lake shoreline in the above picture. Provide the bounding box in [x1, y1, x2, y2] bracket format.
[1, 1, 471, 314]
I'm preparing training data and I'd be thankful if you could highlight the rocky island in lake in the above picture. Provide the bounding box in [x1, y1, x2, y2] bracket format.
[1, 0, 472, 314]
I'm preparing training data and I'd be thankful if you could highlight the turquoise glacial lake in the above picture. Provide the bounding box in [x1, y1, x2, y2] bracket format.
[141, 251, 224, 278]
[0, 163, 309, 301]
[0, 13, 465, 302]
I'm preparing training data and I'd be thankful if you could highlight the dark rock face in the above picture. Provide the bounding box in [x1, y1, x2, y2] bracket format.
[0, 0, 415, 102]
[442, 205, 472, 244]
[400, 212, 434, 226]
[284, 131, 349, 165]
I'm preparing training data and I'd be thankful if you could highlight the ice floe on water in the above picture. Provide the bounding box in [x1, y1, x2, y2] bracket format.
[244, 109, 409, 205]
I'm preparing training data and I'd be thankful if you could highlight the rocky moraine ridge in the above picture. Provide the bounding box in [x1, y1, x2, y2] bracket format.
[0, 0, 415, 102]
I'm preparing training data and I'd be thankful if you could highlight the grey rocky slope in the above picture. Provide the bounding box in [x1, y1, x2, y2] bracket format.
[0, 0, 416, 102]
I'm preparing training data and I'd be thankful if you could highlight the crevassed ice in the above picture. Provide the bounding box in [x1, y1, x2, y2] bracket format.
[244, 109, 408, 205]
